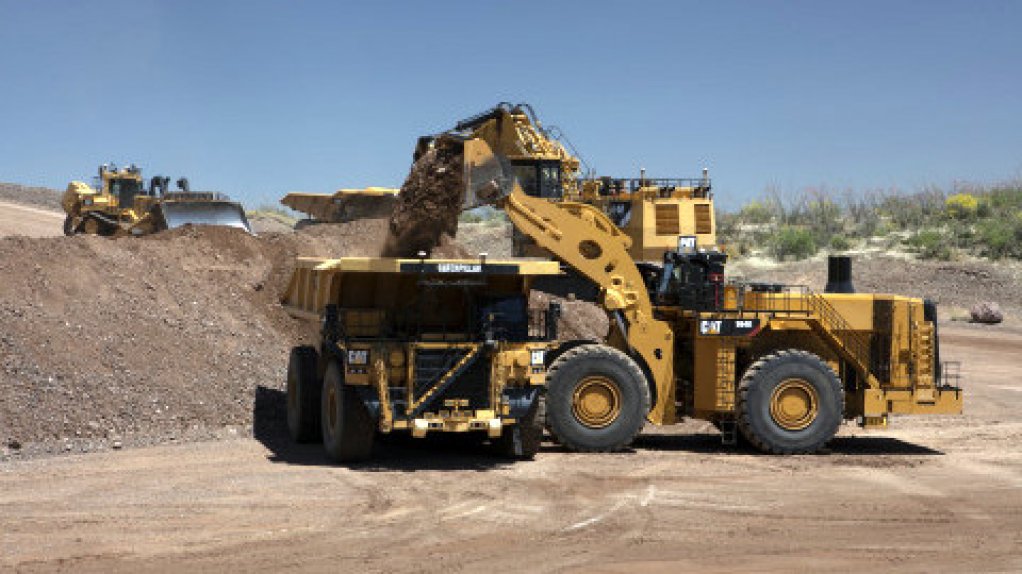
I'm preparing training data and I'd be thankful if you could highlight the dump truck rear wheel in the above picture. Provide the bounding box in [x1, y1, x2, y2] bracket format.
[286, 346, 321, 443]
[494, 395, 543, 460]
[737, 350, 843, 454]
[545, 344, 650, 452]
[321, 361, 375, 462]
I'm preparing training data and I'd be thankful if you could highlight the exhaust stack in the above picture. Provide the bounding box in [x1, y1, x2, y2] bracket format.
[825, 255, 855, 294]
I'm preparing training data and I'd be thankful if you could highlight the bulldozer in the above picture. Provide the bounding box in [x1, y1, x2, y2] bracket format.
[62, 163, 252, 236]
[280, 187, 399, 229]
[281, 106, 962, 462]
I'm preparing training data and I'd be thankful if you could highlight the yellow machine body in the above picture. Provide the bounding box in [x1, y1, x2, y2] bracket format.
[426, 103, 717, 261]
[280, 187, 399, 226]
[282, 257, 561, 446]
[62, 164, 251, 236]
[281, 105, 962, 459]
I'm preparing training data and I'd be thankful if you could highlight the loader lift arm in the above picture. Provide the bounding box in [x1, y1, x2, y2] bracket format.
[499, 187, 678, 425]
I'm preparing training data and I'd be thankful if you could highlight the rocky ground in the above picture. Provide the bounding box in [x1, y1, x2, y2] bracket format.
[0, 191, 1019, 572]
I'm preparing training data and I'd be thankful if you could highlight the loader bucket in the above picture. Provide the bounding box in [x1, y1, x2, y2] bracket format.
[156, 200, 253, 233]
[462, 138, 515, 210]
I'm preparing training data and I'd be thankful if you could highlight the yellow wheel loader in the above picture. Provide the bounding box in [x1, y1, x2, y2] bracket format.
[62, 163, 251, 236]
[280, 108, 962, 460]
[417, 102, 717, 261]
[280, 187, 399, 229]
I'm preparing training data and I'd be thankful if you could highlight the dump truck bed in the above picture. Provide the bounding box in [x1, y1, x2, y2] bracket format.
[281, 257, 562, 321]
[281, 188, 399, 222]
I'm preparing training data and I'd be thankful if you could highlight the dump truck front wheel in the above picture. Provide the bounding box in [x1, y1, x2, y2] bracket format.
[545, 344, 650, 452]
[321, 361, 375, 462]
[494, 395, 543, 460]
[286, 346, 321, 443]
[737, 350, 843, 454]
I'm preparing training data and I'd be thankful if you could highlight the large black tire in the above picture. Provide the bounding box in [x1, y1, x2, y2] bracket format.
[544, 344, 650, 452]
[321, 361, 375, 462]
[63, 215, 77, 236]
[737, 350, 844, 454]
[493, 396, 543, 460]
[286, 346, 321, 443]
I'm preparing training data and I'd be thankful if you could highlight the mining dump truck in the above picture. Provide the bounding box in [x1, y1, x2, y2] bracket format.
[280, 187, 399, 229]
[282, 110, 962, 462]
[62, 163, 252, 236]
[282, 256, 563, 461]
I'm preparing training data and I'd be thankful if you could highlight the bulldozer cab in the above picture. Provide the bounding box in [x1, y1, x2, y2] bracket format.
[107, 176, 145, 208]
[97, 164, 147, 209]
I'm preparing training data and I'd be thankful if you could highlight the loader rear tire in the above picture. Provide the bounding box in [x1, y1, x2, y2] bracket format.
[494, 396, 543, 460]
[544, 344, 650, 452]
[737, 350, 843, 454]
[286, 346, 321, 443]
[321, 361, 375, 462]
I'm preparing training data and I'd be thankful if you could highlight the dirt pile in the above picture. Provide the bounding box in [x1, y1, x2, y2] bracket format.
[381, 138, 464, 257]
[0, 182, 63, 211]
[0, 220, 391, 457]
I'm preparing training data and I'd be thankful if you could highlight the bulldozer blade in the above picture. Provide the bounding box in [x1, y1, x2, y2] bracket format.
[156, 200, 253, 233]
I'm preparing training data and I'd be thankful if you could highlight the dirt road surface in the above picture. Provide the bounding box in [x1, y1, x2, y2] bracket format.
[0, 201, 63, 238]
[1, 323, 1019, 573]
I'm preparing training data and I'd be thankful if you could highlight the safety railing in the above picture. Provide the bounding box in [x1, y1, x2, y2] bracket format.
[724, 282, 874, 382]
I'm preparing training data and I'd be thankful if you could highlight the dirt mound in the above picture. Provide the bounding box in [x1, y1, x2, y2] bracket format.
[0, 220, 394, 457]
[382, 138, 464, 257]
[0, 182, 63, 211]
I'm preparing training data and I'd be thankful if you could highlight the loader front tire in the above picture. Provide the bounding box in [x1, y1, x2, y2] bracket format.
[544, 344, 650, 452]
[321, 361, 375, 462]
[286, 346, 321, 443]
[737, 350, 843, 454]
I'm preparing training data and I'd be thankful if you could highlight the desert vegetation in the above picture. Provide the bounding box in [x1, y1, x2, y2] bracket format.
[718, 181, 1022, 261]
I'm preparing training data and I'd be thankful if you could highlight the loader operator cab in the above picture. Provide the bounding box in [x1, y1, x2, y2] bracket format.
[512, 159, 563, 199]
[655, 247, 728, 311]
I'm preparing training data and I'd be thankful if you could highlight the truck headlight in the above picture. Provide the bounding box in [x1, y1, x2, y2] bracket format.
[530, 350, 545, 366]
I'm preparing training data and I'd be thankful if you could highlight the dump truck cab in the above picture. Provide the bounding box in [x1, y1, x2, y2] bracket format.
[282, 256, 564, 462]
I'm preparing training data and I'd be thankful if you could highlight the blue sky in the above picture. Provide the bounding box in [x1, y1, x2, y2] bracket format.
[1, 1, 1019, 209]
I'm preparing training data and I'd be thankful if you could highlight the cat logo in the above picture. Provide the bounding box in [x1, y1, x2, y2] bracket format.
[700, 320, 722, 335]
[437, 263, 482, 273]
[347, 349, 370, 365]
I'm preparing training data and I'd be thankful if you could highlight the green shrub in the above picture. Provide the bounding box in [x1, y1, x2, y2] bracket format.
[944, 193, 979, 219]
[738, 201, 774, 224]
[829, 235, 852, 251]
[977, 215, 1022, 259]
[905, 230, 952, 260]
[770, 226, 817, 260]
